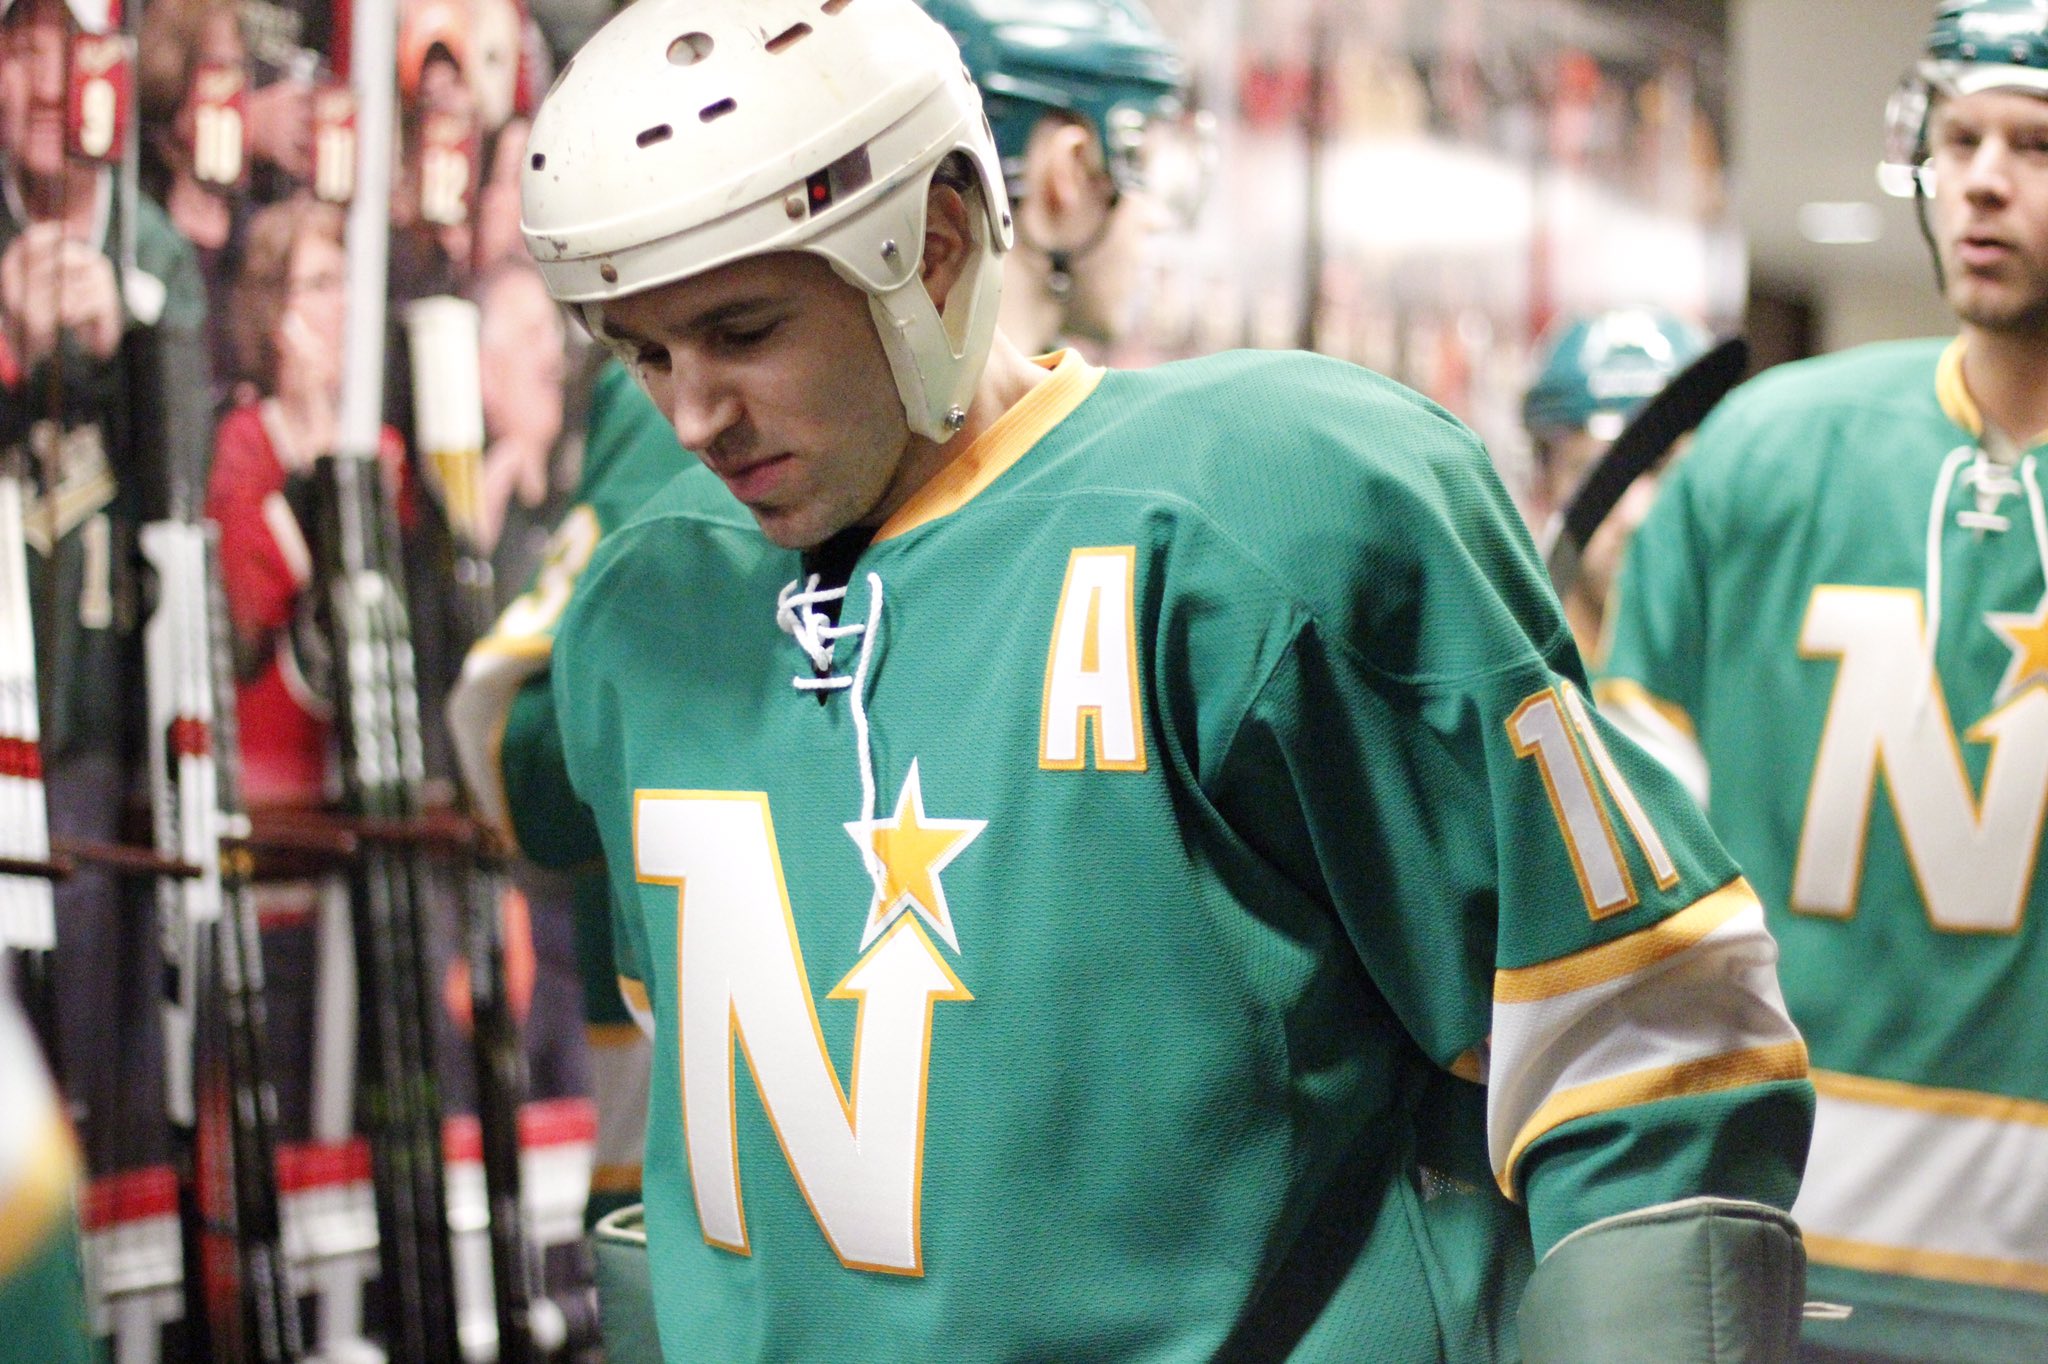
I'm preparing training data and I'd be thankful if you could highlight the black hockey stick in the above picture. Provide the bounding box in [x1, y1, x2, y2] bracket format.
[1542, 335, 1749, 595]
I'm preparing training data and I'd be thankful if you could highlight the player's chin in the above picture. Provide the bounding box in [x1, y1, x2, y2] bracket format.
[748, 503, 837, 553]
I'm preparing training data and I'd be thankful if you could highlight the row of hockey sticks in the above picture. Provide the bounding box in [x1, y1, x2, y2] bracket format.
[409, 295, 540, 1364]
[140, 507, 305, 1364]
[311, 447, 463, 1364]
[314, 0, 467, 1352]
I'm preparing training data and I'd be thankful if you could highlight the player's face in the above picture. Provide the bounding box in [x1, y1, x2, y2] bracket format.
[599, 252, 918, 551]
[1929, 89, 2048, 335]
[0, 0, 73, 182]
[1063, 184, 1166, 346]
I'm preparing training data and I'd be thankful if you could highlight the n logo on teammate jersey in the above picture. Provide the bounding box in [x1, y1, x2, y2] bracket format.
[633, 770, 981, 1275]
[1041, 547, 1147, 771]
[1796, 585, 2048, 933]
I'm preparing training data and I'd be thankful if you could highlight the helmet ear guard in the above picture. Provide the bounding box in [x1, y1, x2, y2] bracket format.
[522, 0, 1013, 442]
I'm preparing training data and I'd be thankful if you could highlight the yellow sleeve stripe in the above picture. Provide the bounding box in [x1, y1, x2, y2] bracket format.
[585, 1022, 646, 1050]
[1494, 878, 1757, 1005]
[470, 634, 554, 662]
[1589, 677, 1697, 739]
[1448, 1049, 1487, 1084]
[1806, 1231, 2048, 1296]
[1498, 1039, 1808, 1199]
[1813, 1068, 2048, 1129]
[618, 976, 652, 1017]
[0, 1112, 80, 1281]
[590, 1163, 646, 1196]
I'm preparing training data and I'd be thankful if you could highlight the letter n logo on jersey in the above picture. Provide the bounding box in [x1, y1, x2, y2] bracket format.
[1041, 547, 1147, 771]
[634, 792, 971, 1275]
[1797, 585, 2048, 932]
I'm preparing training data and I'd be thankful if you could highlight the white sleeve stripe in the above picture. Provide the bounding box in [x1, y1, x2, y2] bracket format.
[1487, 897, 1807, 1195]
[1795, 1077, 2048, 1284]
[1497, 1041, 1808, 1198]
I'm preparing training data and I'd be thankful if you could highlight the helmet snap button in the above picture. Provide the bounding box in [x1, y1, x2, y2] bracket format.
[600, 263, 619, 284]
[784, 192, 806, 220]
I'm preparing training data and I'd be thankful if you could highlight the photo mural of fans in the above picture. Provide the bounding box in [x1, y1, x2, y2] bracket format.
[1134, 0, 1738, 508]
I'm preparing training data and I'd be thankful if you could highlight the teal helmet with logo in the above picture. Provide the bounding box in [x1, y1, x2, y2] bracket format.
[916, 0, 1191, 200]
[1523, 309, 1710, 443]
[1883, 1, 2048, 194]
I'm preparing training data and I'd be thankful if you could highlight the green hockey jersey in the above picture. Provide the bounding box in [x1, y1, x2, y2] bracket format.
[554, 348, 1811, 1361]
[1601, 337, 2048, 1361]
[0, 986, 92, 1363]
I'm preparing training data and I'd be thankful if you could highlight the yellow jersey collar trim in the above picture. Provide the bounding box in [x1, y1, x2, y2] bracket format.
[874, 349, 1104, 543]
[1937, 336, 1982, 438]
[1936, 335, 2048, 449]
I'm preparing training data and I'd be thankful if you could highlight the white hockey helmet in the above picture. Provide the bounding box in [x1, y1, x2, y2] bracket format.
[521, 0, 1014, 442]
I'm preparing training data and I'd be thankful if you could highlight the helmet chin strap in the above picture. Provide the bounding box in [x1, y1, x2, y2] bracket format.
[1018, 185, 1121, 303]
[1915, 158, 1949, 294]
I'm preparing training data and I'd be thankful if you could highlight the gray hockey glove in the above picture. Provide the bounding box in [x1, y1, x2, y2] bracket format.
[1519, 1197, 1804, 1363]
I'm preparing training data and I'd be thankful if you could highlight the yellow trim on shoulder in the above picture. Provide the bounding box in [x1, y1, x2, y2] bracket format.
[1498, 1039, 1809, 1198]
[469, 634, 554, 662]
[1813, 1068, 2048, 1129]
[0, 1112, 80, 1281]
[585, 1022, 646, 1050]
[1589, 677, 1697, 740]
[1448, 1049, 1486, 1084]
[874, 350, 1104, 542]
[589, 1163, 645, 1195]
[1493, 878, 1758, 1005]
[618, 976, 651, 1018]
[1806, 1231, 2048, 1296]
[1936, 336, 1981, 439]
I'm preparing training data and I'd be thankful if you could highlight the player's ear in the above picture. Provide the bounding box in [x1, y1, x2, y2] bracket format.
[1016, 119, 1102, 247]
[919, 180, 977, 312]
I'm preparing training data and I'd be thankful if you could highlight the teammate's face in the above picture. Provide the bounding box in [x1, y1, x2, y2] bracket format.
[1063, 184, 1166, 345]
[0, 0, 72, 182]
[599, 252, 917, 551]
[1929, 89, 2048, 335]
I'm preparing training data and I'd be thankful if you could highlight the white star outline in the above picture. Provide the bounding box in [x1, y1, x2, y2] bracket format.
[843, 758, 986, 954]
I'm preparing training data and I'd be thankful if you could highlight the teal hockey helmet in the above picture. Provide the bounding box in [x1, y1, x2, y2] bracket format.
[1523, 309, 1710, 443]
[917, 0, 1191, 200]
[1883, 0, 2048, 191]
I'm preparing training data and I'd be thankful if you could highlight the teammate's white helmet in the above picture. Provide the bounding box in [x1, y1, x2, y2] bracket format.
[521, 0, 1014, 442]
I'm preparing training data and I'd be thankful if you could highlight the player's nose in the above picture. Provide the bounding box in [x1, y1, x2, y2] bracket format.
[666, 363, 744, 455]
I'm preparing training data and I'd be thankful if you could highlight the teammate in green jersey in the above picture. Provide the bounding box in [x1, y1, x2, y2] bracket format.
[1521, 308, 1708, 665]
[1599, 3, 2048, 1358]
[447, 0, 1207, 1226]
[505, 1, 1814, 1358]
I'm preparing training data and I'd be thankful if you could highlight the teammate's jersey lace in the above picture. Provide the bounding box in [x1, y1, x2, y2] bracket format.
[1923, 445, 2048, 679]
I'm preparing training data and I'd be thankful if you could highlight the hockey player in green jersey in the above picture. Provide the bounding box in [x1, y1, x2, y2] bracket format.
[447, 0, 1208, 1227]
[516, 0, 1814, 1356]
[1598, 3, 2048, 1358]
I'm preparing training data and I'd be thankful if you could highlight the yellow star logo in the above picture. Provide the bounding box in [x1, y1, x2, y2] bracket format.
[1987, 596, 2048, 703]
[844, 759, 985, 953]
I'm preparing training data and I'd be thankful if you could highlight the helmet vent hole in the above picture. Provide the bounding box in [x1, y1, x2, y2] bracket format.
[700, 98, 738, 123]
[821, 0, 851, 13]
[636, 124, 673, 148]
[668, 32, 714, 66]
[530, 152, 545, 170]
[767, 23, 812, 53]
